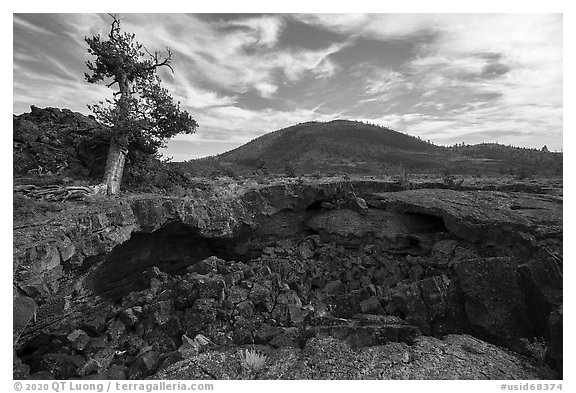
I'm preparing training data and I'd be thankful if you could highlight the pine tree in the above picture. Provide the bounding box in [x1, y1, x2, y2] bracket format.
[84, 14, 198, 195]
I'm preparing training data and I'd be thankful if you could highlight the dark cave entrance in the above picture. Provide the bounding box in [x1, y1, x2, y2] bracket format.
[305, 200, 323, 210]
[89, 209, 451, 301]
[90, 221, 244, 301]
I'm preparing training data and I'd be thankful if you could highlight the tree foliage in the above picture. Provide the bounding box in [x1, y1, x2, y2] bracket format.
[84, 15, 198, 154]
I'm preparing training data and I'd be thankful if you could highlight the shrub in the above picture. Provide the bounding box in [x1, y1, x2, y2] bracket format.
[239, 348, 267, 372]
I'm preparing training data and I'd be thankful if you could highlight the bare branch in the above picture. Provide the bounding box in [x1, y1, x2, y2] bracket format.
[108, 14, 120, 39]
[143, 46, 174, 73]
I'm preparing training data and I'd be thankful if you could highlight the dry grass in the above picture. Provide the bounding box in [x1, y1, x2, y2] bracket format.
[239, 347, 267, 372]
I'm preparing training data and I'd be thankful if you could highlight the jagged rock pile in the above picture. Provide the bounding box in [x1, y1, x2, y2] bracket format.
[13, 184, 563, 380]
[13, 106, 108, 178]
[16, 238, 429, 379]
[15, 231, 557, 379]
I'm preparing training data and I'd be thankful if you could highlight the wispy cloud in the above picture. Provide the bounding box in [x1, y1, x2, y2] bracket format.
[13, 15, 57, 36]
[300, 13, 562, 148]
[13, 13, 563, 159]
[118, 14, 342, 98]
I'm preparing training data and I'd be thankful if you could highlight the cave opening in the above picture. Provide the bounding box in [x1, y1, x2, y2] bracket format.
[402, 212, 448, 233]
[306, 200, 323, 210]
[90, 221, 245, 301]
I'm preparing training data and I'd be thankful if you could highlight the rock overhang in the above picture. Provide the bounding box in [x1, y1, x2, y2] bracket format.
[12, 180, 563, 378]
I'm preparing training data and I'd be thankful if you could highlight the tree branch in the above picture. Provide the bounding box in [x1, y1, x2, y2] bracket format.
[144, 47, 174, 73]
[108, 14, 121, 39]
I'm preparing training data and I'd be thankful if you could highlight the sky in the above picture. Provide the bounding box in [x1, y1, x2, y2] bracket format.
[13, 13, 563, 160]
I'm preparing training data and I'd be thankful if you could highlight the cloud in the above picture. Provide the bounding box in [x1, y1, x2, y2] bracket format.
[13, 67, 110, 114]
[224, 15, 285, 47]
[116, 14, 343, 99]
[364, 69, 405, 94]
[253, 82, 278, 98]
[164, 72, 238, 109]
[13, 13, 562, 157]
[167, 104, 343, 151]
[305, 14, 562, 149]
[13, 15, 57, 36]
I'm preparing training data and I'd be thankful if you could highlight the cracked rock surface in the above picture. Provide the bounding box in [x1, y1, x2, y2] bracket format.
[13, 180, 562, 379]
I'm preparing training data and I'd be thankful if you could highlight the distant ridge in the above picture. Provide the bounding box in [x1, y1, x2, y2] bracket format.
[215, 120, 561, 176]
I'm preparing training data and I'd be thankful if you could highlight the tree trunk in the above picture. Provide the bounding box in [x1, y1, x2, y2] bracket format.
[102, 140, 127, 195]
[92, 72, 131, 196]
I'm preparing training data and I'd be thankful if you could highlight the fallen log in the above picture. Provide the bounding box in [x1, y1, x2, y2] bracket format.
[14, 184, 94, 201]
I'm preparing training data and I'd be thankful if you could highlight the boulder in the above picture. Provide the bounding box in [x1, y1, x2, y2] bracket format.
[187, 273, 225, 300]
[182, 299, 217, 335]
[139, 313, 182, 354]
[249, 282, 275, 312]
[159, 351, 184, 371]
[177, 334, 208, 358]
[13, 351, 30, 379]
[106, 319, 129, 343]
[322, 279, 344, 295]
[143, 300, 174, 326]
[232, 329, 254, 345]
[236, 300, 255, 319]
[127, 350, 160, 379]
[225, 286, 249, 304]
[359, 296, 384, 315]
[187, 256, 223, 275]
[330, 288, 371, 319]
[298, 241, 314, 259]
[13, 294, 37, 345]
[269, 327, 300, 348]
[272, 290, 305, 326]
[80, 314, 108, 336]
[67, 329, 91, 352]
[119, 306, 142, 327]
[92, 348, 117, 371]
[454, 257, 532, 344]
[544, 306, 562, 375]
[431, 240, 459, 262]
[408, 264, 425, 281]
[39, 353, 85, 379]
[373, 256, 405, 287]
[224, 271, 244, 287]
[78, 359, 100, 377]
[173, 280, 199, 309]
[518, 251, 563, 336]
[348, 196, 369, 214]
[254, 323, 284, 344]
[391, 275, 461, 335]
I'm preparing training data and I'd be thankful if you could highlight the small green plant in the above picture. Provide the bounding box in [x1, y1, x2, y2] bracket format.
[239, 347, 267, 372]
